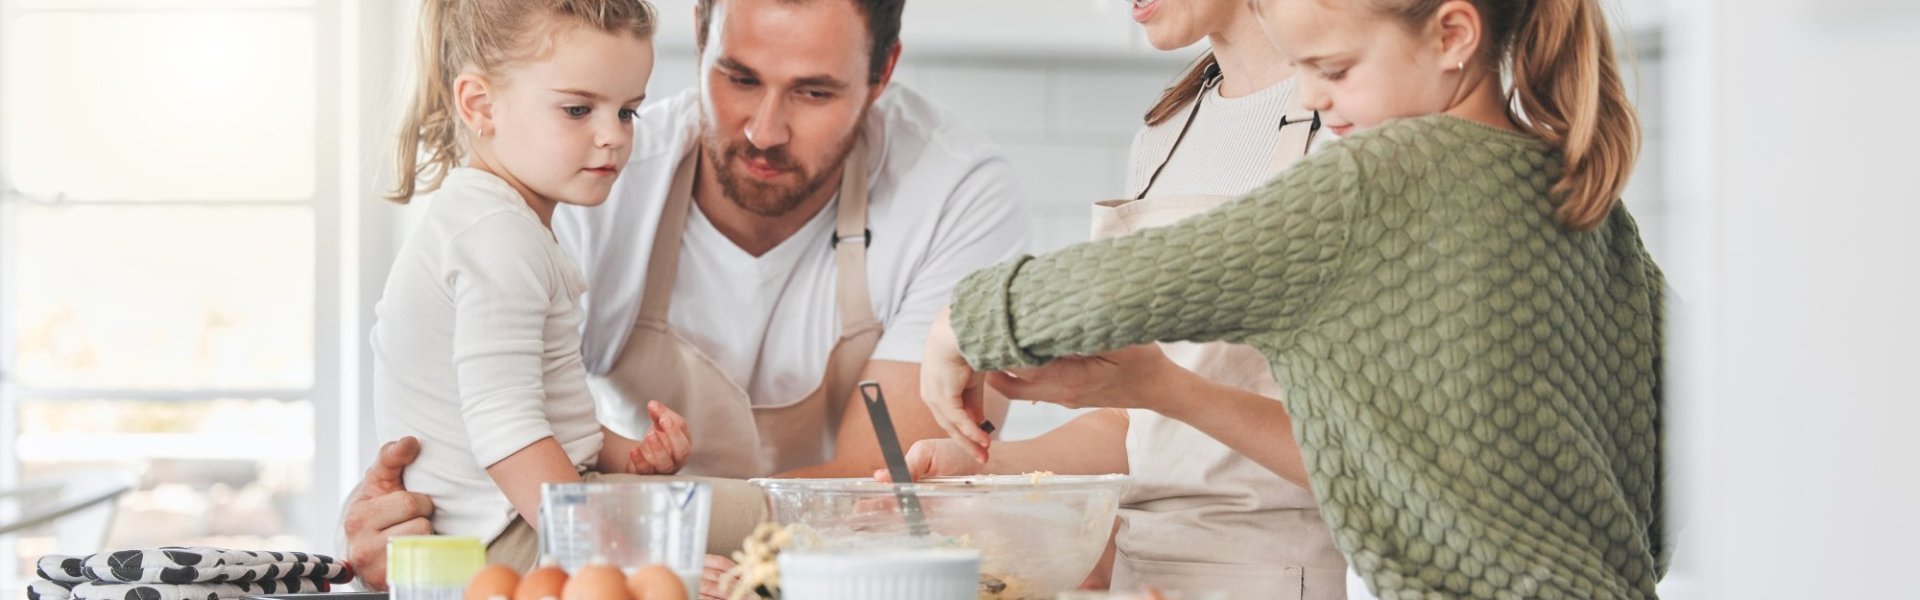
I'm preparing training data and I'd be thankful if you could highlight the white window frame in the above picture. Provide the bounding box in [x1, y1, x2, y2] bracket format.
[0, 0, 384, 578]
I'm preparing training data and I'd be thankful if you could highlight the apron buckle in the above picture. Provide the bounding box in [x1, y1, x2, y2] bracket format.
[830, 228, 872, 248]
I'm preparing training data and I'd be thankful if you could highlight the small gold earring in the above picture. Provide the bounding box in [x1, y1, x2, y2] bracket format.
[1456, 61, 1466, 71]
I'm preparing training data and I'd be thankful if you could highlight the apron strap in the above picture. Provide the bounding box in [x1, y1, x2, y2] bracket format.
[1134, 64, 1221, 200]
[831, 136, 877, 328]
[819, 135, 879, 446]
[636, 149, 702, 323]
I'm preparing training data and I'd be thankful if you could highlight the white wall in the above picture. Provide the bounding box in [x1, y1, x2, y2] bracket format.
[1664, 0, 1920, 597]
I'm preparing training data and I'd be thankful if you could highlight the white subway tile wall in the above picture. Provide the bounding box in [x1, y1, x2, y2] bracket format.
[907, 62, 1054, 135]
[1046, 69, 1179, 137]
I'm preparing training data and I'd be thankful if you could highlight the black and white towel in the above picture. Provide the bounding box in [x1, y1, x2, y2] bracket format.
[34, 556, 88, 586]
[30, 547, 354, 600]
[30, 576, 338, 600]
[25, 580, 74, 600]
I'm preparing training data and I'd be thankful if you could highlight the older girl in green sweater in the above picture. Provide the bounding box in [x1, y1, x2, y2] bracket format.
[920, 0, 1666, 597]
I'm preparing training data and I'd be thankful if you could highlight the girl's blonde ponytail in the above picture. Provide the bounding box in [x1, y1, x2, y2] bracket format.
[1509, 0, 1639, 231]
[388, 0, 463, 203]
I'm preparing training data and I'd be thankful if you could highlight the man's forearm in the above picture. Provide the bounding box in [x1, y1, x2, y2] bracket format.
[597, 427, 641, 473]
[780, 360, 1007, 478]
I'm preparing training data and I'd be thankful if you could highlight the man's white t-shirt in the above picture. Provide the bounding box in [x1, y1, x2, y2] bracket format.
[553, 85, 1029, 437]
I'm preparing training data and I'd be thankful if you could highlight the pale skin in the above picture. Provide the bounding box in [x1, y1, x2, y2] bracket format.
[919, 0, 1522, 483]
[343, 1, 1004, 593]
[458, 26, 654, 225]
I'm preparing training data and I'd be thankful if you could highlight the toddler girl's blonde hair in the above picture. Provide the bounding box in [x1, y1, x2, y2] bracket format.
[387, 0, 658, 202]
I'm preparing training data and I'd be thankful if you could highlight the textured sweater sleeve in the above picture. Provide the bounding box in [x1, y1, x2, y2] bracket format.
[951, 144, 1371, 371]
[445, 212, 561, 469]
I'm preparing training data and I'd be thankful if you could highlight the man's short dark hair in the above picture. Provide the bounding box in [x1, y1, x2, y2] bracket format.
[695, 0, 904, 84]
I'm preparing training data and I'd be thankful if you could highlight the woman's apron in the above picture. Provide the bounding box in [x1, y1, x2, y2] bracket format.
[1097, 79, 1349, 600]
[597, 138, 883, 479]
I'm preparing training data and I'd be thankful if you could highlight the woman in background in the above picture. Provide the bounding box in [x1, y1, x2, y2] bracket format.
[893, 0, 1348, 597]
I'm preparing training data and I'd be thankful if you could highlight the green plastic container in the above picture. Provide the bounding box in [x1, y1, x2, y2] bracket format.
[388, 535, 484, 600]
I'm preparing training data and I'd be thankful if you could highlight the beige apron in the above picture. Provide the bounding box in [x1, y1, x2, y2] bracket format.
[599, 138, 882, 479]
[568, 139, 881, 557]
[1098, 79, 1349, 600]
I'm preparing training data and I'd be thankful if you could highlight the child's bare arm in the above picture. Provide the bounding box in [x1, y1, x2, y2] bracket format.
[485, 437, 583, 528]
[597, 428, 644, 473]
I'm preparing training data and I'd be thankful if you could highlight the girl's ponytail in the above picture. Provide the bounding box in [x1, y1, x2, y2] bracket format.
[1509, 0, 1639, 231]
[387, 0, 464, 203]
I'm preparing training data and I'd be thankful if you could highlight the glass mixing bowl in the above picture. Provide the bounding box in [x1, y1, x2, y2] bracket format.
[752, 475, 1130, 599]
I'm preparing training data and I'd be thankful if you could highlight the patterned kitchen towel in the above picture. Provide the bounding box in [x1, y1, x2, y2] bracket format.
[35, 555, 88, 585]
[66, 575, 336, 600]
[78, 548, 354, 585]
[26, 579, 75, 600]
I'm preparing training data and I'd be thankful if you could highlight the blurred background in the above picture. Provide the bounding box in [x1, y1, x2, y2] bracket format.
[1, 0, 1915, 597]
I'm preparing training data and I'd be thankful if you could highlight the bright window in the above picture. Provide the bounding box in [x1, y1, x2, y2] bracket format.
[0, 0, 348, 592]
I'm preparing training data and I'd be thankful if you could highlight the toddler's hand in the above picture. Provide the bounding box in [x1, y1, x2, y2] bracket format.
[627, 400, 691, 475]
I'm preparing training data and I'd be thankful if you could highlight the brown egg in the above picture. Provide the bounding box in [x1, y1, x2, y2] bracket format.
[562, 563, 632, 600]
[514, 563, 569, 600]
[466, 565, 521, 600]
[624, 564, 686, 600]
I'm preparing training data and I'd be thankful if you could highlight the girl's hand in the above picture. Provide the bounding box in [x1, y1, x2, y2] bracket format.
[986, 344, 1182, 412]
[872, 438, 987, 483]
[920, 307, 992, 462]
[627, 401, 692, 475]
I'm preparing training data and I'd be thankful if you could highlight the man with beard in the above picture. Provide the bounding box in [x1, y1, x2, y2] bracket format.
[340, 0, 1027, 589]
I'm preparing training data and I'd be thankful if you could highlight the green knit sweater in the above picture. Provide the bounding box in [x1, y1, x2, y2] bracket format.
[952, 115, 1667, 599]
